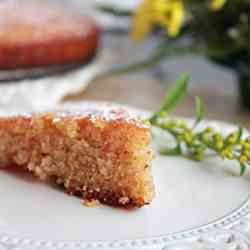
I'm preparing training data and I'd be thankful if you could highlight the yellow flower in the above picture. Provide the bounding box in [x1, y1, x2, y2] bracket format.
[131, 0, 185, 40]
[130, 0, 154, 41]
[154, 0, 184, 37]
[240, 155, 248, 165]
[210, 0, 226, 11]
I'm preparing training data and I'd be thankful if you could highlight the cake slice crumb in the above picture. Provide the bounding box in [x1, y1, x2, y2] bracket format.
[82, 199, 101, 208]
[0, 109, 155, 208]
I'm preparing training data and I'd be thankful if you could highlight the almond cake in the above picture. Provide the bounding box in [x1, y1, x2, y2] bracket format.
[0, 109, 155, 207]
[0, 1, 99, 69]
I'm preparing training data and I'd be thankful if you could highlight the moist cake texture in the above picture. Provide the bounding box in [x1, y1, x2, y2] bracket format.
[0, 109, 154, 207]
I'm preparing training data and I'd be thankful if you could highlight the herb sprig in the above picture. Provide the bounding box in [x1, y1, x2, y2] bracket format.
[150, 75, 250, 175]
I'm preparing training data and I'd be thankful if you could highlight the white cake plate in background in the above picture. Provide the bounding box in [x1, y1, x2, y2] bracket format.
[0, 101, 250, 250]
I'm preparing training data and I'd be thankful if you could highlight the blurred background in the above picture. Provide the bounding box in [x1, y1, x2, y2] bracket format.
[0, 0, 249, 127]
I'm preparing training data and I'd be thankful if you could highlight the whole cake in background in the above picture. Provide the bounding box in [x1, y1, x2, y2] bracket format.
[0, 1, 99, 69]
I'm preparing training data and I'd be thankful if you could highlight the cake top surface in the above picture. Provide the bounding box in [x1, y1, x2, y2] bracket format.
[0, 107, 150, 129]
[0, 0, 94, 44]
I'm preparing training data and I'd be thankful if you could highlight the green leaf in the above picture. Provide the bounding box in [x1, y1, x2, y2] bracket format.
[236, 127, 243, 143]
[240, 164, 246, 176]
[194, 96, 205, 126]
[150, 74, 190, 124]
[160, 144, 182, 156]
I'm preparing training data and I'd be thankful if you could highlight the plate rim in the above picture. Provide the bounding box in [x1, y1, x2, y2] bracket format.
[0, 101, 250, 249]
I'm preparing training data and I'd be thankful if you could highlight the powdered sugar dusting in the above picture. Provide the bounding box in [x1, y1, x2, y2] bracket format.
[54, 108, 149, 128]
[0, 101, 150, 129]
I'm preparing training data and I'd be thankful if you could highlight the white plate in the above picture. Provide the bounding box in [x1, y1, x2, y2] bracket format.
[0, 102, 250, 250]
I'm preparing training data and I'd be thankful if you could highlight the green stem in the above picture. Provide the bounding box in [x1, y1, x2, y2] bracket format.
[100, 42, 204, 78]
[96, 5, 133, 17]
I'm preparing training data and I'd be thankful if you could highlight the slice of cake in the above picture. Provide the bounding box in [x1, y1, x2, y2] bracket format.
[0, 109, 154, 207]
